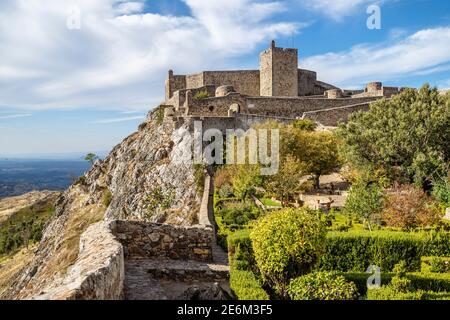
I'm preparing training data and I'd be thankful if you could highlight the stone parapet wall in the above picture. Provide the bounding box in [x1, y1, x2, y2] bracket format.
[245, 96, 379, 117]
[111, 220, 214, 262]
[302, 103, 371, 126]
[34, 221, 125, 300]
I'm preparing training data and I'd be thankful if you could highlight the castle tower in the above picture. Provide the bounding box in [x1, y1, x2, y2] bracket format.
[259, 40, 299, 97]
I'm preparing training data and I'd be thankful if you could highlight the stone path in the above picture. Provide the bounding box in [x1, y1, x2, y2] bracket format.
[124, 244, 230, 300]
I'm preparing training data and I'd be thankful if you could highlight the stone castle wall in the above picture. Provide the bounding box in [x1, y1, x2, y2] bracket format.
[186, 72, 204, 89]
[298, 69, 317, 96]
[184, 94, 379, 122]
[202, 71, 260, 96]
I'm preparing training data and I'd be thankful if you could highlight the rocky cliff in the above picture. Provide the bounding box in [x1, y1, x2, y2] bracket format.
[4, 110, 204, 299]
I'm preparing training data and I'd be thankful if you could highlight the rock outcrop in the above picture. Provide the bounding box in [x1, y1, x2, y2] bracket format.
[5, 111, 205, 299]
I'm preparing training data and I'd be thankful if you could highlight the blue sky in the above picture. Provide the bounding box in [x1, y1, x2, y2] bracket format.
[0, 0, 449, 156]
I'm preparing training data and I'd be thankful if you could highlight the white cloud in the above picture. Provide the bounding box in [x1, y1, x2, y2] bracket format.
[114, 1, 145, 15]
[299, 0, 390, 21]
[0, 0, 298, 111]
[302, 27, 450, 88]
[93, 115, 145, 124]
[0, 113, 32, 120]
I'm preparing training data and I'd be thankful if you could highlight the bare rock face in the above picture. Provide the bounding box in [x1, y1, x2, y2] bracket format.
[5, 110, 202, 299]
[101, 113, 200, 225]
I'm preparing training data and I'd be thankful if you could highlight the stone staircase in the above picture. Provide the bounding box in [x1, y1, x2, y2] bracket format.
[124, 243, 230, 300]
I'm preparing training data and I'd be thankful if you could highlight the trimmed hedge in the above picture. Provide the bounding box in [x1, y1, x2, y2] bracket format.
[227, 229, 269, 300]
[421, 256, 450, 273]
[227, 229, 253, 269]
[288, 272, 358, 300]
[230, 269, 270, 300]
[341, 272, 450, 295]
[368, 289, 450, 300]
[319, 230, 450, 272]
[227, 229, 450, 274]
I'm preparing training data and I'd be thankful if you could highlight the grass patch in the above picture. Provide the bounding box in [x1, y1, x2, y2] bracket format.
[260, 198, 281, 207]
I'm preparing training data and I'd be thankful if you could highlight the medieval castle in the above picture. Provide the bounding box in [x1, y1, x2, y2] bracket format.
[161, 40, 404, 127]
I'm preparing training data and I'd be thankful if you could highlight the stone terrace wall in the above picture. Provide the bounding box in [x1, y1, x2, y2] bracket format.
[111, 220, 214, 262]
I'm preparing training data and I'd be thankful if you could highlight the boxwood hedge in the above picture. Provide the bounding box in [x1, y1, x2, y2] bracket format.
[318, 230, 450, 272]
[342, 272, 450, 295]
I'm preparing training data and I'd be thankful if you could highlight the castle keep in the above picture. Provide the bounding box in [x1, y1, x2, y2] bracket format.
[163, 41, 405, 127]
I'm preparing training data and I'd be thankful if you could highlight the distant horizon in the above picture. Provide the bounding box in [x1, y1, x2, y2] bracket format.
[0, 150, 110, 160]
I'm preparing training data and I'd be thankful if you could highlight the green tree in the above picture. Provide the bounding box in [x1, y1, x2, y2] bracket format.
[281, 126, 340, 189]
[251, 208, 326, 296]
[84, 153, 98, 165]
[344, 177, 385, 231]
[231, 165, 263, 202]
[265, 156, 310, 205]
[337, 85, 450, 189]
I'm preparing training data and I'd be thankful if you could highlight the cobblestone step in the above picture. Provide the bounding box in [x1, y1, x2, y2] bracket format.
[124, 257, 230, 300]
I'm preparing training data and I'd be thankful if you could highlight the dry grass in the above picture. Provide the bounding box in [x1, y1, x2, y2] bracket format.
[45, 202, 105, 277]
[0, 246, 36, 298]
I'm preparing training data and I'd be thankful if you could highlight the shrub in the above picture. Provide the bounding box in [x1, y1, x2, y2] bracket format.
[230, 269, 270, 300]
[421, 256, 450, 273]
[194, 91, 211, 100]
[251, 208, 326, 295]
[287, 272, 358, 300]
[144, 186, 175, 219]
[218, 184, 233, 199]
[220, 203, 262, 229]
[382, 184, 441, 230]
[319, 230, 450, 272]
[102, 189, 112, 207]
[227, 229, 255, 271]
[292, 119, 317, 131]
